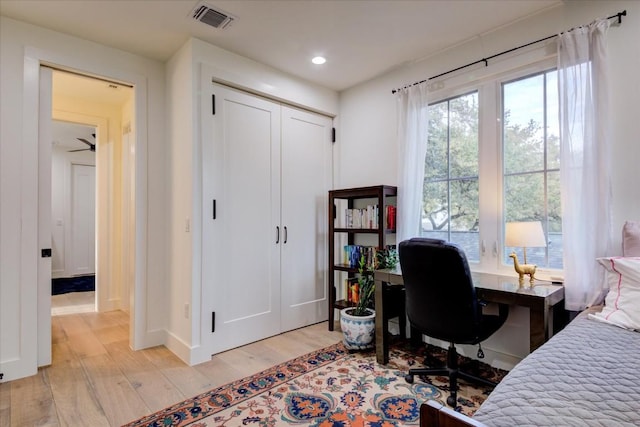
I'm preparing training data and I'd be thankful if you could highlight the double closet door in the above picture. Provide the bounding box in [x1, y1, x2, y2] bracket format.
[202, 82, 332, 355]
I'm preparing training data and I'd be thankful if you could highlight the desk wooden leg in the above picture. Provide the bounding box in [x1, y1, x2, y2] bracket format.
[328, 285, 335, 331]
[375, 279, 388, 364]
[529, 302, 550, 352]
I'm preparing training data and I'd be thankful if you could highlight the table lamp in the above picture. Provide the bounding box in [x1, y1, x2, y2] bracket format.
[505, 221, 547, 285]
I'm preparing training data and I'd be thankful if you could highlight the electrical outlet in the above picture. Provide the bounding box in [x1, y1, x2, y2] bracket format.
[184, 303, 190, 319]
[185, 218, 190, 233]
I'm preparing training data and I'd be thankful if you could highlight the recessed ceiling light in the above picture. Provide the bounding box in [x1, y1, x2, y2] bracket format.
[312, 56, 326, 65]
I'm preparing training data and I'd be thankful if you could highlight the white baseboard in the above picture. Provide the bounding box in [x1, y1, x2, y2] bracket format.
[0, 357, 37, 383]
[165, 331, 206, 366]
[423, 336, 522, 371]
[136, 328, 166, 349]
[388, 319, 523, 371]
[98, 298, 121, 312]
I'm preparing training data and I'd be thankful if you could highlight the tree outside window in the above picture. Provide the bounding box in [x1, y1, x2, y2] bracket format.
[422, 92, 479, 261]
[421, 68, 563, 271]
[502, 70, 562, 269]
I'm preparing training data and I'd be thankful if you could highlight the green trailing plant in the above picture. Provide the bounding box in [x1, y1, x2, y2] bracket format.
[351, 247, 398, 317]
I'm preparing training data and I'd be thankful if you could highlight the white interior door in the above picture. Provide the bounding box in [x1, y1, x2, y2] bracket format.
[280, 106, 332, 331]
[37, 66, 53, 367]
[71, 164, 96, 276]
[203, 83, 281, 354]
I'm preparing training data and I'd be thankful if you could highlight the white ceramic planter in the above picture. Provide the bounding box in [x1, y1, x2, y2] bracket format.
[340, 307, 375, 350]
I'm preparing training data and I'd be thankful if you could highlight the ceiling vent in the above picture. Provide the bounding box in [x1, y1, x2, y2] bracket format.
[192, 2, 235, 29]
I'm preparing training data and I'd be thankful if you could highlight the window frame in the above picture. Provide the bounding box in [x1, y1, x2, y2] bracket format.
[500, 69, 561, 270]
[422, 57, 562, 276]
[422, 89, 480, 259]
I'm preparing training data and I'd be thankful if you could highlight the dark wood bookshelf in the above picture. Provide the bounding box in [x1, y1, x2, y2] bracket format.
[334, 299, 355, 310]
[327, 185, 397, 331]
[333, 264, 358, 272]
[333, 228, 397, 234]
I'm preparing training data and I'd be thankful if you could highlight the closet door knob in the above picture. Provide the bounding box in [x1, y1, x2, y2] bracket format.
[276, 226, 280, 244]
[284, 226, 288, 244]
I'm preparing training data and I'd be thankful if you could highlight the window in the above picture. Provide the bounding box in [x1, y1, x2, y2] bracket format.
[421, 63, 563, 272]
[422, 92, 479, 261]
[502, 70, 562, 269]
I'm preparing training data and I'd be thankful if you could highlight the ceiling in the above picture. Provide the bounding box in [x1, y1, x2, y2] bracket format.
[0, 0, 562, 91]
[52, 121, 95, 151]
[51, 70, 133, 150]
[53, 69, 133, 106]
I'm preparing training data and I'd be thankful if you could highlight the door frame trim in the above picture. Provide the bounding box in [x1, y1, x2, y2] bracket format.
[24, 47, 150, 368]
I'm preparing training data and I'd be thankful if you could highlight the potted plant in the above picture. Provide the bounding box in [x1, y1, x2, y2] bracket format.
[377, 246, 399, 270]
[340, 248, 397, 350]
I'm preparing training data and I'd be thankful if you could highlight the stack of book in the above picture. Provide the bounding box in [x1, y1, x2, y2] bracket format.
[345, 277, 360, 304]
[344, 205, 378, 229]
[342, 204, 396, 230]
[343, 245, 378, 268]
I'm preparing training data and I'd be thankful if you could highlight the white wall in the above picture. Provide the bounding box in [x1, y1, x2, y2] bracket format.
[338, 0, 640, 366]
[165, 37, 339, 364]
[0, 16, 167, 381]
[165, 40, 196, 362]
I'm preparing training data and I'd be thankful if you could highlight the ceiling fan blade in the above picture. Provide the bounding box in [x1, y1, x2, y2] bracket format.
[68, 148, 90, 152]
[77, 138, 94, 147]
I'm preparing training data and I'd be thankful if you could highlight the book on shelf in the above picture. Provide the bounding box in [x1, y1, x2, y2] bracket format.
[385, 205, 396, 230]
[343, 245, 379, 269]
[345, 278, 359, 304]
[344, 204, 379, 229]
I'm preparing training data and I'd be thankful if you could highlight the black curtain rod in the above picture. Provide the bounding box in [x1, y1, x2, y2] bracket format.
[391, 9, 627, 94]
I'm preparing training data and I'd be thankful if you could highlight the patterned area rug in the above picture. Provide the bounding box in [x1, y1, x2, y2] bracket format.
[123, 341, 506, 427]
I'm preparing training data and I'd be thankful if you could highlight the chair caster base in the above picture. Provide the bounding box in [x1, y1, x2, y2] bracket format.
[405, 374, 414, 384]
[446, 395, 457, 407]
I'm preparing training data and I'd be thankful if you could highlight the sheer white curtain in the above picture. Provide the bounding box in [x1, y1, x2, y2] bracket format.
[558, 18, 612, 311]
[396, 84, 429, 244]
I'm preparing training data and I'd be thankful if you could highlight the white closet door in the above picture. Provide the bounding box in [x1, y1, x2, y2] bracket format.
[71, 164, 96, 275]
[280, 106, 332, 331]
[204, 83, 281, 354]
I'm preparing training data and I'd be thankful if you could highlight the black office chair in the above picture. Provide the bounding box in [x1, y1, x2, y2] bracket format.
[399, 238, 508, 407]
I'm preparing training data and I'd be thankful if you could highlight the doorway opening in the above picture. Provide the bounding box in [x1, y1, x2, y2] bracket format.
[49, 69, 134, 317]
[51, 121, 97, 315]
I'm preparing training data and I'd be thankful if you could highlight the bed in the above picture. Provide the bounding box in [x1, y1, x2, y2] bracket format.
[421, 308, 640, 427]
[421, 221, 640, 427]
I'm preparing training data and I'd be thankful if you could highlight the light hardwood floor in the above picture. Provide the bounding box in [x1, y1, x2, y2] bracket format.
[1, 293, 343, 426]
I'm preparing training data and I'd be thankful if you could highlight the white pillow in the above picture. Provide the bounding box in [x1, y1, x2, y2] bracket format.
[623, 221, 640, 256]
[589, 257, 640, 331]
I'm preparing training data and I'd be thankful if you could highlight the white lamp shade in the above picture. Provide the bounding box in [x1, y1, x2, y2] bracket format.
[505, 221, 547, 247]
